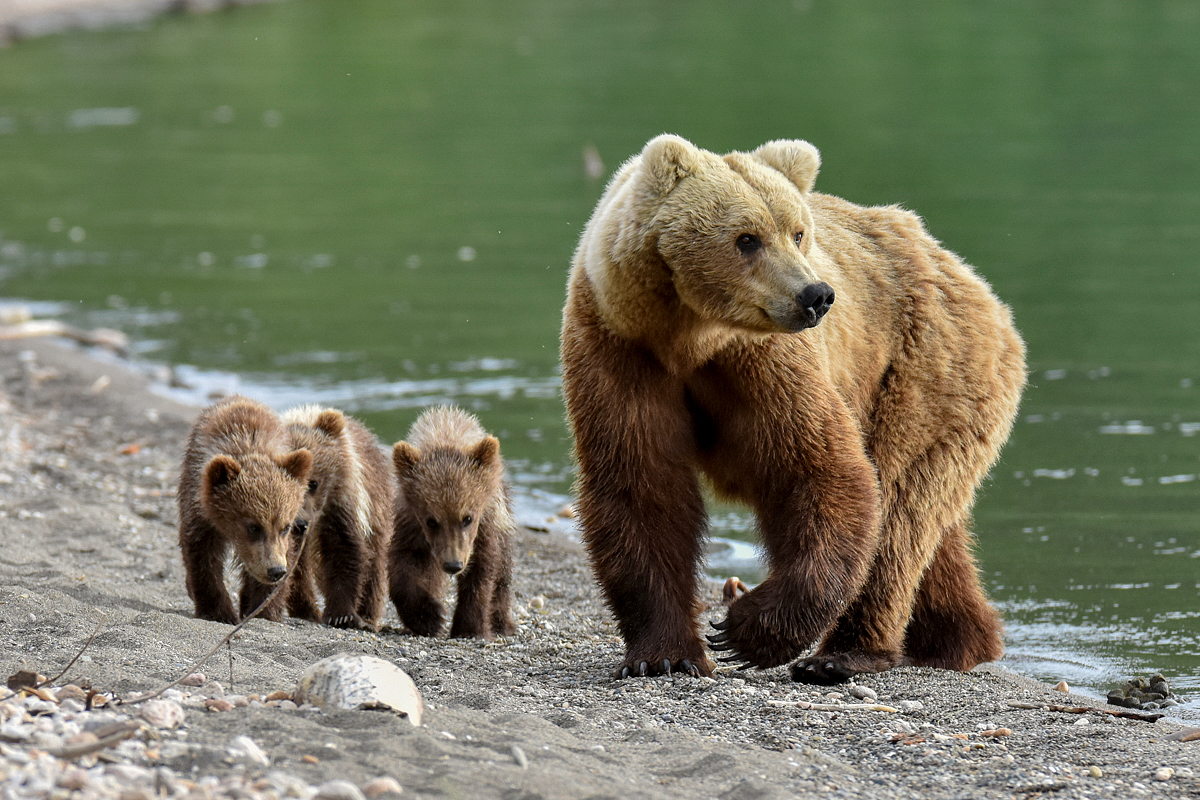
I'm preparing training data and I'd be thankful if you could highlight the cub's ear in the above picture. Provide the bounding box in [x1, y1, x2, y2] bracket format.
[203, 455, 241, 490]
[752, 139, 821, 193]
[639, 134, 701, 198]
[470, 436, 501, 470]
[393, 441, 421, 478]
[313, 409, 346, 438]
[278, 449, 313, 482]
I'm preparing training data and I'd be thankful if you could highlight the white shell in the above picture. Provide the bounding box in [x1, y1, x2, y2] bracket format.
[294, 654, 423, 726]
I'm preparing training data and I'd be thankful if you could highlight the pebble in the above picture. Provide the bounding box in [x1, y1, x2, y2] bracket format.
[510, 745, 529, 769]
[361, 776, 403, 797]
[314, 779, 368, 800]
[1054, 681, 1069, 692]
[848, 686, 878, 702]
[138, 699, 185, 729]
[226, 735, 270, 767]
[896, 700, 924, 713]
[204, 698, 235, 713]
[1090, 766, 1103, 778]
[179, 673, 207, 687]
[1154, 767, 1174, 782]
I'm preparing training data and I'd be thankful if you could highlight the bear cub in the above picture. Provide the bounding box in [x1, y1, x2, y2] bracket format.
[388, 406, 516, 639]
[281, 405, 395, 630]
[178, 396, 313, 624]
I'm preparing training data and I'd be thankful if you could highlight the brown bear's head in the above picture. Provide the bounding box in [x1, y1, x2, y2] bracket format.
[585, 134, 834, 339]
[199, 448, 313, 585]
[392, 436, 503, 576]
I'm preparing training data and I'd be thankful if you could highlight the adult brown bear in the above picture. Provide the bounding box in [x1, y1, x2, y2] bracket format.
[560, 135, 1025, 683]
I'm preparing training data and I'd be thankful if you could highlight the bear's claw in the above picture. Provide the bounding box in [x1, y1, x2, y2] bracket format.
[615, 657, 706, 679]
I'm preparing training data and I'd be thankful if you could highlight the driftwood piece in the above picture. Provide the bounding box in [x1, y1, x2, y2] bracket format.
[1007, 700, 1163, 723]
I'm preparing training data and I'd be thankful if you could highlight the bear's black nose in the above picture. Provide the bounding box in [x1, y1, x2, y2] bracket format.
[797, 282, 835, 325]
[443, 560, 464, 575]
[266, 566, 287, 583]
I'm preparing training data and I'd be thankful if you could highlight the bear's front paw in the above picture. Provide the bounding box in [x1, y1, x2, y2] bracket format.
[790, 651, 897, 685]
[400, 597, 445, 638]
[324, 611, 366, 629]
[706, 586, 813, 670]
[615, 653, 713, 680]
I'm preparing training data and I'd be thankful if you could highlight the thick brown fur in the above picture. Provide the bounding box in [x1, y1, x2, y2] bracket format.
[388, 406, 516, 640]
[560, 135, 1026, 682]
[177, 396, 313, 624]
[282, 405, 395, 631]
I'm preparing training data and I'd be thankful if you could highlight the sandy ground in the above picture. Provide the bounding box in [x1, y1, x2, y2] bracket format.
[1, 336, 1199, 800]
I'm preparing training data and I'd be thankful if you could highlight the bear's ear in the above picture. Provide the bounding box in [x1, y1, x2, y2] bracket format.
[639, 134, 701, 198]
[313, 409, 345, 438]
[203, 455, 241, 490]
[393, 441, 421, 479]
[752, 139, 821, 193]
[470, 436, 501, 469]
[277, 449, 313, 483]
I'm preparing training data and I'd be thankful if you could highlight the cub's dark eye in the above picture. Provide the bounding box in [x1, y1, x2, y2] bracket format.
[735, 234, 762, 255]
[307, 480, 319, 494]
[426, 517, 440, 531]
[247, 522, 265, 540]
[462, 515, 473, 527]
[291, 519, 309, 536]
[794, 232, 804, 245]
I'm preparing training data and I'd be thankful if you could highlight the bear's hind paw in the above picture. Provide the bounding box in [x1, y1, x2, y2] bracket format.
[790, 651, 897, 685]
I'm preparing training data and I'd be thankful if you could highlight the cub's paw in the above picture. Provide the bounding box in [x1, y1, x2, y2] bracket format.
[790, 651, 897, 685]
[615, 654, 713, 680]
[706, 586, 812, 670]
[324, 611, 366, 629]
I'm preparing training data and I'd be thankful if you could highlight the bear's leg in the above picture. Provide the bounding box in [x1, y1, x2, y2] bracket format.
[314, 506, 369, 629]
[285, 537, 321, 623]
[180, 521, 238, 624]
[489, 536, 516, 637]
[903, 520, 1003, 669]
[389, 542, 448, 637]
[238, 568, 287, 622]
[450, 562, 493, 640]
[355, 527, 390, 631]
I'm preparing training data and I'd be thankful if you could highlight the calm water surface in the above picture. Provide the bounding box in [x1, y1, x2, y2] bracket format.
[3, 0, 1200, 706]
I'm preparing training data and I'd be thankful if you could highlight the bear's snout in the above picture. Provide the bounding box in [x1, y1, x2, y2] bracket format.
[797, 282, 835, 327]
[266, 565, 288, 583]
[443, 559, 464, 575]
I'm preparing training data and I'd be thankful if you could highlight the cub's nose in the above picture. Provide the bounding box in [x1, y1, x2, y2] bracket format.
[443, 560, 464, 575]
[797, 282, 835, 325]
[266, 566, 288, 583]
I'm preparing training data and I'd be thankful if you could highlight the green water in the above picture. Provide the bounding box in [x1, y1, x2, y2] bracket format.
[3, 0, 1200, 705]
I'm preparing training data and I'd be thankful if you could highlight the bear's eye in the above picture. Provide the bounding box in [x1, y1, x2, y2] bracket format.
[426, 517, 440, 531]
[462, 515, 473, 528]
[794, 232, 804, 245]
[735, 233, 762, 255]
[246, 522, 265, 540]
[307, 480, 319, 494]
[291, 519, 309, 537]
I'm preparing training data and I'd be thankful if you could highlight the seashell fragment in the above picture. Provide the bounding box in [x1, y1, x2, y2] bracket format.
[294, 654, 423, 726]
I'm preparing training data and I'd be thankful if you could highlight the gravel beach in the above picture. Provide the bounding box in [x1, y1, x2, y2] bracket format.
[1, 336, 1199, 800]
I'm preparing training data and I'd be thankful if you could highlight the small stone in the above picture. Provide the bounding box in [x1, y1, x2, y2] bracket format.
[1089, 766, 1103, 778]
[224, 695, 249, 708]
[179, 674, 206, 687]
[201, 681, 225, 698]
[510, 745, 528, 769]
[314, 779, 367, 800]
[205, 698, 234, 712]
[119, 789, 154, 800]
[1154, 768, 1174, 782]
[154, 767, 178, 796]
[1074, 717, 1090, 725]
[980, 728, 1011, 737]
[1054, 680, 1069, 692]
[848, 686, 877, 702]
[529, 596, 545, 611]
[265, 690, 291, 702]
[54, 685, 88, 703]
[1177, 767, 1195, 778]
[226, 735, 269, 766]
[58, 768, 90, 791]
[302, 754, 320, 764]
[139, 699, 185, 729]
[896, 700, 923, 713]
[361, 777, 403, 797]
